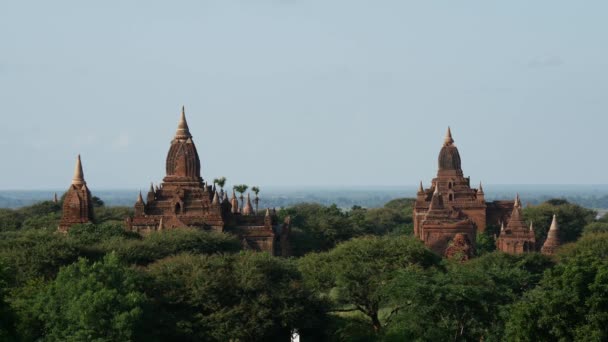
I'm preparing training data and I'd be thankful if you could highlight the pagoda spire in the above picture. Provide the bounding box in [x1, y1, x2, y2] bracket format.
[478, 182, 484, 194]
[542, 215, 561, 255]
[418, 181, 424, 194]
[444, 126, 454, 146]
[174, 105, 192, 140]
[212, 191, 219, 205]
[243, 193, 254, 215]
[72, 154, 86, 185]
[136, 191, 144, 204]
[514, 194, 522, 208]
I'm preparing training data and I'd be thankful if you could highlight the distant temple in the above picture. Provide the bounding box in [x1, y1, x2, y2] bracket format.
[414, 128, 534, 257]
[495, 195, 536, 254]
[125, 107, 290, 256]
[541, 215, 561, 255]
[58, 155, 94, 232]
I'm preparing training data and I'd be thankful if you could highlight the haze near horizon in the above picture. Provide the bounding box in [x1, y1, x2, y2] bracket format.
[1, 1, 607, 189]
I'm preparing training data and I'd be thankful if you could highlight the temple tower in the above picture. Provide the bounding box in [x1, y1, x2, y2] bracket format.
[496, 195, 536, 254]
[58, 155, 94, 232]
[541, 215, 561, 255]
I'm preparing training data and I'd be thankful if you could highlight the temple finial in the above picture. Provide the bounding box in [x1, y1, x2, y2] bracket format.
[72, 154, 86, 185]
[444, 126, 454, 146]
[549, 214, 558, 231]
[175, 106, 192, 140]
[418, 181, 424, 193]
[514, 194, 522, 208]
[478, 182, 484, 193]
[136, 191, 144, 203]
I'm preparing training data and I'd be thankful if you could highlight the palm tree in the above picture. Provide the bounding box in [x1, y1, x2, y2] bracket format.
[213, 177, 227, 191]
[233, 184, 248, 209]
[251, 186, 260, 214]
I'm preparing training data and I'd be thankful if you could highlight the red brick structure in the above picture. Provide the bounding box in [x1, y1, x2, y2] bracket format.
[126, 107, 290, 256]
[541, 215, 561, 255]
[414, 128, 515, 256]
[58, 155, 94, 232]
[495, 195, 536, 254]
[445, 233, 474, 262]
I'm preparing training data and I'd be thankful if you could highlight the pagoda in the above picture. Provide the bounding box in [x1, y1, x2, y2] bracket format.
[58, 155, 94, 232]
[414, 128, 515, 256]
[495, 195, 536, 254]
[126, 107, 290, 256]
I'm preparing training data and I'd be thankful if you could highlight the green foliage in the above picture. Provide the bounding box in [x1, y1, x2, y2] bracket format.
[97, 229, 241, 265]
[557, 232, 608, 261]
[213, 176, 227, 189]
[233, 184, 248, 195]
[475, 231, 496, 256]
[146, 252, 325, 341]
[0, 209, 24, 232]
[0, 261, 16, 341]
[583, 222, 608, 235]
[0, 200, 62, 232]
[280, 199, 415, 256]
[504, 236, 608, 341]
[385, 252, 553, 341]
[0, 230, 81, 285]
[523, 199, 596, 247]
[94, 206, 133, 224]
[68, 222, 136, 245]
[299, 236, 440, 334]
[33, 253, 149, 341]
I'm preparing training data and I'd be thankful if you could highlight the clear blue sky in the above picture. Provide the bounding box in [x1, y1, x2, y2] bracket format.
[1, 1, 606, 189]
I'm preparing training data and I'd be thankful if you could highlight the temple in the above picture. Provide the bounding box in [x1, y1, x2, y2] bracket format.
[414, 128, 516, 256]
[126, 107, 290, 256]
[58, 155, 94, 232]
[541, 215, 561, 255]
[495, 195, 536, 254]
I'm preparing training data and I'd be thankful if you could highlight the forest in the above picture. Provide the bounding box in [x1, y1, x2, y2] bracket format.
[0, 197, 607, 341]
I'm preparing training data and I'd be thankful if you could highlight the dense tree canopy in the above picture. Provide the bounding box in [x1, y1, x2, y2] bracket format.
[32, 253, 149, 341]
[0, 197, 605, 341]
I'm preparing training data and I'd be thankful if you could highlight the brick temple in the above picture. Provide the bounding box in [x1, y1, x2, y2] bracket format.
[414, 128, 532, 257]
[58, 155, 94, 232]
[125, 107, 290, 256]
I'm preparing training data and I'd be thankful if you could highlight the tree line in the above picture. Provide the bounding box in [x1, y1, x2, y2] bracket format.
[0, 197, 607, 341]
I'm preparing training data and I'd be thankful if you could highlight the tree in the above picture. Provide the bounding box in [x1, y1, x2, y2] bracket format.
[583, 222, 608, 235]
[233, 184, 248, 210]
[0, 229, 81, 285]
[146, 252, 326, 341]
[213, 177, 227, 192]
[97, 229, 241, 266]
[384, 252, 553, 341]
[298, 236, 440, 334]
[252, 186, 260, 213]
[523, 199, 596, 248]
[33, 253, 149, 341]
[0, 260, 15, 340]
[504, 236, 608, 341]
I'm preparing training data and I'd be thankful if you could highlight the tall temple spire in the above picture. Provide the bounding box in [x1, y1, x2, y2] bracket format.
[542, 214, 561, 255]
[444, 126, 454, 146]
[72, 154, 86, 185]
[478, 182, 484, 194]
[514, 194, 522, 208]
[174, 105, 192, 140]
[136, 191, 144, 204]
[243, 193, 254, 215]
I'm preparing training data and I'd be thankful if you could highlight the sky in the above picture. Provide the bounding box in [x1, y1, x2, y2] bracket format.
[0, 1, 607, 189]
